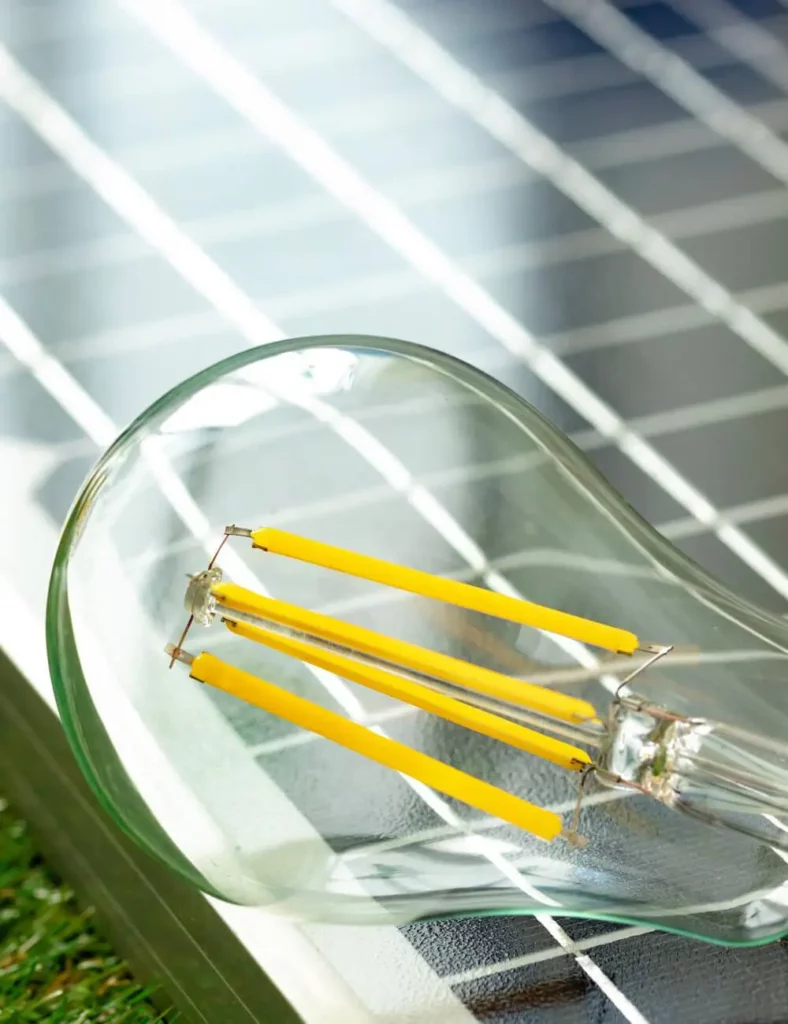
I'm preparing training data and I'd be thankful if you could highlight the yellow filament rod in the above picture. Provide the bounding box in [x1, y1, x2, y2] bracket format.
[188, 651, 564, 842]
[211, 582, 597, 725]
[225, 619, 591, 772]
[249, 527, 639, 655]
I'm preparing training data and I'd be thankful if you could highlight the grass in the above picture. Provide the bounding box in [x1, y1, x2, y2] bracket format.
[0, 795, 168, 1023]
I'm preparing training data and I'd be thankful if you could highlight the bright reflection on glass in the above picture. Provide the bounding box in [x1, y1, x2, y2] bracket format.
[161, 383, 279, 433]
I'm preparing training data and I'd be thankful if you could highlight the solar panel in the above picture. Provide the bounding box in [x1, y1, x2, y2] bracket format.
[2, 0, 788, 1020]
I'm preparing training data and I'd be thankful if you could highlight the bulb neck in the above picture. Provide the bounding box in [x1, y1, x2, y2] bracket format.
[598, 696, 788, 852]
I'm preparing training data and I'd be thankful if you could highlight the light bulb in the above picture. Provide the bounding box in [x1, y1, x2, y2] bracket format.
[47, 335, 788, 946]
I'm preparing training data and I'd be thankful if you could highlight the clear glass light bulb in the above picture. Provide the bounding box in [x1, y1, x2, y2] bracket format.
[47, 336, 788, 946]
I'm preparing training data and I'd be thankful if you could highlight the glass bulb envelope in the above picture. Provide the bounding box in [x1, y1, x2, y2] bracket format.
[47, 336, 788, 945]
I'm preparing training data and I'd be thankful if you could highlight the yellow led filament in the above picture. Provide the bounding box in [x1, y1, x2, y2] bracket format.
[211, 583, 599, 726]
[250, 527, 640, 655]
[169, 527, 642, 844]
[224, 618, 592, 772]
[187, 651, 565, 842]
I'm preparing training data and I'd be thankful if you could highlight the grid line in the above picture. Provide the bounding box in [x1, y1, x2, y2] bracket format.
[661, 492, 788, 542]
[341, 789, 632, 863]
[545, 279, 788, 357]
[445, 924, 653, 986]
[663, 0, 788, 94]
[3, 179, 788, 295]
[546, 0, 788, 186]
[4, 269, 788, 389]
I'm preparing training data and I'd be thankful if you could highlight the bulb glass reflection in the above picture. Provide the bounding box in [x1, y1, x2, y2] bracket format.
[47, 336, 788, 945]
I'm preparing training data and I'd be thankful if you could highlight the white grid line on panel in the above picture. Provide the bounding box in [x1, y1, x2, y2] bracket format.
[661, 492, 788, 542]
[444, 924, 654, 986]
[343, 790, 632, 863]
[545, 279, 788, 358]
[662, 0, 788, 94]
[3, 180, 788, 298]
[544, 0, 788, 186]
[4, 269, 788, 391]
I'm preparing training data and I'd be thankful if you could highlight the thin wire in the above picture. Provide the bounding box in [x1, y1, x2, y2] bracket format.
[168, 612, 195, 670]
[614, 645, 675, 699]
[567, 764, 596, 841]
[208, 532, 229, 568]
